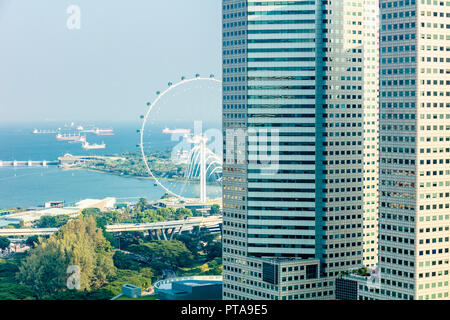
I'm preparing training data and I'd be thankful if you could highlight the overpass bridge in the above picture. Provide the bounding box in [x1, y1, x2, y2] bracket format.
[0, 228, 58, 237]
[0, 216, 222, 239]
[105, 215, 222, 240]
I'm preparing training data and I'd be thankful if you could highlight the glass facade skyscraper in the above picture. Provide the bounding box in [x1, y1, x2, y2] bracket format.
[222, 0, 379, 300]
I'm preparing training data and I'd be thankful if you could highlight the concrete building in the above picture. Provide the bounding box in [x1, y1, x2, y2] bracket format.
[222, 0, 379, 300]
[377, 0, 450, 300]
[0, 197, 117, 227]
[154, 276, 223, 300]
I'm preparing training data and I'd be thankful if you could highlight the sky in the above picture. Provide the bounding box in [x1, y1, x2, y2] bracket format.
[0, 0, 222, 124]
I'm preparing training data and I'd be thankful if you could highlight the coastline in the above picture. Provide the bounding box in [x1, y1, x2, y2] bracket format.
[62, 166, 205, 184]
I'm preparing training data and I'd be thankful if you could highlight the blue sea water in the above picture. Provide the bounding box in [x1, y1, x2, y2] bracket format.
[0, 122, 221, 209]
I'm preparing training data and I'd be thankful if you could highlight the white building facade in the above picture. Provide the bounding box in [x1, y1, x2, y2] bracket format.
[378, 0, 450, 300]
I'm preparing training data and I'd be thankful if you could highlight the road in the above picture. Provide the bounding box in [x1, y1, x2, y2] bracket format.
[0, 215, 222, 237]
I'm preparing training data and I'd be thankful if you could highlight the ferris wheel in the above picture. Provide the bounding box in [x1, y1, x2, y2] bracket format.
[139, 74, 222, 201]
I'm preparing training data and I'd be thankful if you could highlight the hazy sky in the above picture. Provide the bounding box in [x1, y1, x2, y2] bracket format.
[0, 0, 222, 123]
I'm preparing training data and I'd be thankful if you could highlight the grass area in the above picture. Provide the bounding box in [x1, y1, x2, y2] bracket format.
[177, 258, 221, 277]
[178, 261, 209, 276]
[116, 294, 157, 300]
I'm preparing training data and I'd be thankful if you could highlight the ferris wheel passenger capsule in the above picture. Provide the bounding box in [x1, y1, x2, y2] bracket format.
[156, 91, 160, 95]
[195, 74, 200, 78]
[181, 76, 186, 80]
[168, 82, 173, 86]
[210, 74, 215, 78]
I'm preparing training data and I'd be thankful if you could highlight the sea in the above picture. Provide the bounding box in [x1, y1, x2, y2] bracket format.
[0, 121, 222, 210]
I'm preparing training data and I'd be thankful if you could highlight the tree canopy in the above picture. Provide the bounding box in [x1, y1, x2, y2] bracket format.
[128, 240, 194, 268]
[17, 216, 116, 298]
[37, 215, 71, 228]
[0, 236, 10, 250]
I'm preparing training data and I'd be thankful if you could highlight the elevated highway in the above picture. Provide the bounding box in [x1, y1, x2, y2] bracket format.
[0, 216, 222, 239]
[0, 228, 58, 237]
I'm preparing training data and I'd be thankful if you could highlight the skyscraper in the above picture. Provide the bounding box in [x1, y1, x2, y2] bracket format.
[222, 0, 379, 300]
[377, 0, 450, 300]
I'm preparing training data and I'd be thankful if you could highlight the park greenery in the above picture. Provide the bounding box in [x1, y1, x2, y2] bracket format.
[0, 236, 10, 251]
[82, 198, 202, 225]
[0, 198, 222, 300]
[17, 216, 116, 298]
[37, 215, 71, 228]
[75, 150, 187, 180]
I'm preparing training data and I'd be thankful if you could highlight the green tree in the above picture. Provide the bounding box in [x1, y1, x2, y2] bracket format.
[113, 251, 140, 270]
[0, 282, 35, 300]
[204, 241, 222, 261]
[0, 236, 10, 250]
[176, 234, 200, 257]
[17, 216, 116, 298]
[25, 235, 42, 248]
[37, 215, 70, 228]
[134, 198, 149, 213]
[81, 208, 101, 216]
[96, 268, 153, 297]
[128, 240, 194, 268]
[209, 204, 220, 215]
[174, 208, 193, 220]
[16, 240, 69, 299]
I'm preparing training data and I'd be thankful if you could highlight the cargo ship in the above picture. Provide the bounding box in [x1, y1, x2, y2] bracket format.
[33, 129, 59, 134]
[162, 128, 191, 134]
[68, 136, 86, 144]
[82, 141, 106, 150]
[94, 128, 114, 136]
[56, 133, 83, 141]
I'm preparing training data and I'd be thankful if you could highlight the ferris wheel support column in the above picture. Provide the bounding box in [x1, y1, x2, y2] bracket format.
[200, 137, 207, 203]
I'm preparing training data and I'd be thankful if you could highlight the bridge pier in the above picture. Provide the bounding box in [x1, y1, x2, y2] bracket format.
[161, 229, 168, 241]
[168, 228, 177, 241]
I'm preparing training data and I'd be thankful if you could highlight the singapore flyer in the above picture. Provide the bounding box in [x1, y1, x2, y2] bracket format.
[139, 74, 222, 204]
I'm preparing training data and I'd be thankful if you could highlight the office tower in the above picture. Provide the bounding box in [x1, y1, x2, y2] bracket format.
[376, 0, 450, 300]
[222, 0, 379, 300]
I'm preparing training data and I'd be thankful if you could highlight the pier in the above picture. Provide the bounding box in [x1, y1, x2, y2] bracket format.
[0, 160, 59, 167]
[0, 155, 125, 168]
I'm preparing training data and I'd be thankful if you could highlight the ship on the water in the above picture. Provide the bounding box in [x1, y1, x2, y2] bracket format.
[162, 128, 191, 134]
[77, 125, 96, 133]
[33, 129, 59, 134]
[68, 136, 86, 144]
[94, 128, 114, 136]
[56, 133, 83, 141]
[82, 141, 106, 150]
